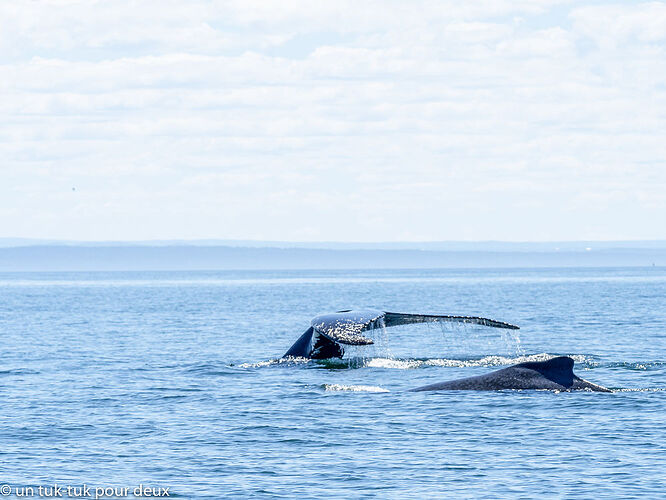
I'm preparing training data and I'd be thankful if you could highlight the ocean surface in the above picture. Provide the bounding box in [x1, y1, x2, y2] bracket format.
[1, 267, 665, 499]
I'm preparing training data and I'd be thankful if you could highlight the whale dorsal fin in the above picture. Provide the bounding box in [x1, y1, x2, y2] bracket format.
[515, 356, 575, 387]
[516, 356, 574, 372]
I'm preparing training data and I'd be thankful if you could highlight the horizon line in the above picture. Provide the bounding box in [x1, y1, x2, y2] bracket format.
[2, 237, 666, 250]
[3, 237, 666, 243]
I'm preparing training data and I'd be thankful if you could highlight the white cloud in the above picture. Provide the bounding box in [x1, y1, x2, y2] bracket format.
[0, 0, 665, 241]
[572, 2, 666, 48]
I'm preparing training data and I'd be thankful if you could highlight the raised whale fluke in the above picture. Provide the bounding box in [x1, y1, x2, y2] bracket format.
[410, 356, 611, 392]
[283, 309, 519, 360]
[383, 312, 520, 330]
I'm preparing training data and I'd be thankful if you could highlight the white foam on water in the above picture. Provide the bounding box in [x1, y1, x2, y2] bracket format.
[615, 388, 666, 392]
[363, 353, 590, 369]
[238, 357, 311, 368]
[239, 354, 591, 370]
[365, 358, 423, 369]
[324, 384, 390, 393]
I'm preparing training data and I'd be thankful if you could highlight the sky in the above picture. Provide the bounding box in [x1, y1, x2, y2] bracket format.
[1, 0, 665, 242]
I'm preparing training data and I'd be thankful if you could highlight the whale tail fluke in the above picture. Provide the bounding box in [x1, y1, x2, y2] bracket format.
[283, 309, 520, 359]
[283, 327, 316, 358]
[384, 312, 520, 330]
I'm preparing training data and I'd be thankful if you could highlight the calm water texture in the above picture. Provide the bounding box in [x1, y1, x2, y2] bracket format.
[1, 267, 665, 498]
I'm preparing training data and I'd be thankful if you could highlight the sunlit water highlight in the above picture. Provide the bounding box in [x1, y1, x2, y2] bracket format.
[1, 267, 665, 498]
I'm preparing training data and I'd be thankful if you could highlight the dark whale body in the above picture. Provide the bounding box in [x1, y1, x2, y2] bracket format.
[282, 311, 610, 391]
[410, 356, 611, 392]
[283, 309, 519, 360]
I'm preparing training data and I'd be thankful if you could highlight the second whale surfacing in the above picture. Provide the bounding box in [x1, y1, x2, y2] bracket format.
[281, 310, 611, 392]
[410, 356, 611, 392]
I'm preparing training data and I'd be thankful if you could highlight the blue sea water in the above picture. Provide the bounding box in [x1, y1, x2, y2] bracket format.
[1, 267, 665, 499]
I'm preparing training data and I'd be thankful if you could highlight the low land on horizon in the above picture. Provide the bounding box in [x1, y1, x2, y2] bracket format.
[2, 238, 666, 250]
[0, 241, 664, 271]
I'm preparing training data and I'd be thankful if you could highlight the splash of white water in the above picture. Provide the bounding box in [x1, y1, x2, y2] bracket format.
[324, 384, 389, 393]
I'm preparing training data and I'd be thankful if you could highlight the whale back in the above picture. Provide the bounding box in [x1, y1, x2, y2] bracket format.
[411, 356, 610, 392]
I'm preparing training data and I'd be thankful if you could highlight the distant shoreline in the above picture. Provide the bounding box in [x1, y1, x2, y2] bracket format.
[1, 244, 663, 272]
[2, 238, 666, 250]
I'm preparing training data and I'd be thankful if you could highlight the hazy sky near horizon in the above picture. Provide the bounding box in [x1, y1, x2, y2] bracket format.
[2, 1, 665, 242]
